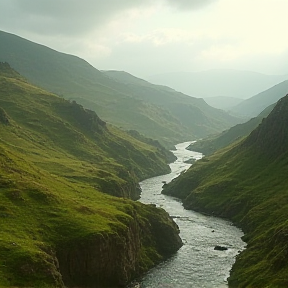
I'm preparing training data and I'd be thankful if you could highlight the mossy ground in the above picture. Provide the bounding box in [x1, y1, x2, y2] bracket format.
[0, 64, 181, 287]
[163, 95, 288, 287]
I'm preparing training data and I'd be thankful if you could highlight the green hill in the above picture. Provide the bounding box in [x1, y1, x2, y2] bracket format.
[103, 70, 240, 139]
[230, 80, 288, 117]
[0, 62, 182, 287]
[188, 103, 275, 156]
[0, 30, 240, 148]
[162, 93, 288, 287]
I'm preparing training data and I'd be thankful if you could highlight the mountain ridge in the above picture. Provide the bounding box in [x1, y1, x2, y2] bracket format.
[189, 103, 275, 155]
[0, 30, 241, 147]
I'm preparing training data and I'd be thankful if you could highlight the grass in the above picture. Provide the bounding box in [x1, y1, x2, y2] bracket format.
[163, 94, 288, 287]
[0, 64, 182, 287]
[188, 103, 274, 156]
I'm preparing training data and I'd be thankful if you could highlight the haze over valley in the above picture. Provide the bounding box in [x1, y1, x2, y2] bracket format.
[148, 69, 288, 99]
[0, 1, 288, 287]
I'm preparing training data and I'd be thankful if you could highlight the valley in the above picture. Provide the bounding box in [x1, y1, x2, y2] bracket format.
[0, 31, 241, 148]
[0, 27, 288, 288]
[162, 94, 288, 287]
[0, 62, 182, 287]
[133, 142, 245, 288]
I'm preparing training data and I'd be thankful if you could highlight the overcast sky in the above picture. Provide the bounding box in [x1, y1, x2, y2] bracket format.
[1, 0, 288, 78]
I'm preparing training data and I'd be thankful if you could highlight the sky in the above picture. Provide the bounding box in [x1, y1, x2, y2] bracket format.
[1, 0, 288, 79]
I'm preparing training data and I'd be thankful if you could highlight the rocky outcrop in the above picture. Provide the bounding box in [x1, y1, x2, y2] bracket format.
[56, 204, 182, 287]
[94, 174, 142, 200]
[214, 245, 228, 251]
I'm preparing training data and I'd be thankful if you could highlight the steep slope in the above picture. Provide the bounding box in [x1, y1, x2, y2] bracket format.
[189, 103, 275, 155]
[0, 30, 240, 147]
[0, 62, 173, 199]
[162, 94, 288, 287]
[148, 69, 287, 98]
[230, 80, 288, 117]
[0, 63, 182, 287]
[103, 70, 241, 138]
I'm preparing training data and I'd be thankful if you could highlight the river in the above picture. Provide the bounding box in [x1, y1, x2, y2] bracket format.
[130, 141, 246, 288]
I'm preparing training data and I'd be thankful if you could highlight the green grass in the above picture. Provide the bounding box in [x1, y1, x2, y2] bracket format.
[0, 64, 182, 287]
[188, 103, 275, 156]
[0, 155, 131, 286]
[163, 94, 288, 287]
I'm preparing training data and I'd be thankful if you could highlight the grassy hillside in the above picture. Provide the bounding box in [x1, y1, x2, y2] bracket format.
[162, 93, 288, 287]
[103, 70, 240, 139]
[0, 63, 173, 197]
[0, 63, 182, 287]
[0, 30, 240, 147]
[230, 80, 288, 117]
[188, 103, 275, 155]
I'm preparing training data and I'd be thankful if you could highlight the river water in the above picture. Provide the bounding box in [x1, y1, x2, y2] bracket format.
[131, 142, 246, 288]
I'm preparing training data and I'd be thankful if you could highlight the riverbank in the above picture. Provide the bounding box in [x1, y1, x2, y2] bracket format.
[162, 96, 288, 287]
[133, 142, 245, 287]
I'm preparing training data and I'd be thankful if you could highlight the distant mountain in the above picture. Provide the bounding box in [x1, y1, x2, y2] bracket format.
[0, 30, 241, 147]
[148, 69, 287, 99]
[203, 96, 243, 110]
[103, 70, 241, 138]
[189, 103, 275, 155]
[162, 93, 288, 287]
[230, 80, 288, 117]
[0, 63, 182, 287]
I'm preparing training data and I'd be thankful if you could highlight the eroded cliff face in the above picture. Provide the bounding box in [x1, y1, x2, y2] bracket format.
[96, 176, 142, 200]
[56, 204, 182, 287]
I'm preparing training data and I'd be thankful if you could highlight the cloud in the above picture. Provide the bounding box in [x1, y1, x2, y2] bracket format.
[0, 0, 216, 37]
[0, 0, 287, 77]
[163, 0, 215, 10]
[120, 29, 195, 47]
[91, 32, 210, 78]
[0, 0, 153, 36]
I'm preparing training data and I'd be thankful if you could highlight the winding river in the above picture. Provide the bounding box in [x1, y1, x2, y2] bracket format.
[130, 142, 246, 288]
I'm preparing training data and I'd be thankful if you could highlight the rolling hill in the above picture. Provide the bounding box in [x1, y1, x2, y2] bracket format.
[162, 93, 288, 287]
[230, 80, 288, 117]
[0, 62, 182, 287]
[103, 70, 241, 140]
[188, 103, 275, 155]
[0, 30, 241, 148]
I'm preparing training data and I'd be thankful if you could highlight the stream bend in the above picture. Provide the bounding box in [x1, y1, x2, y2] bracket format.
[131, 142, 245, 288]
